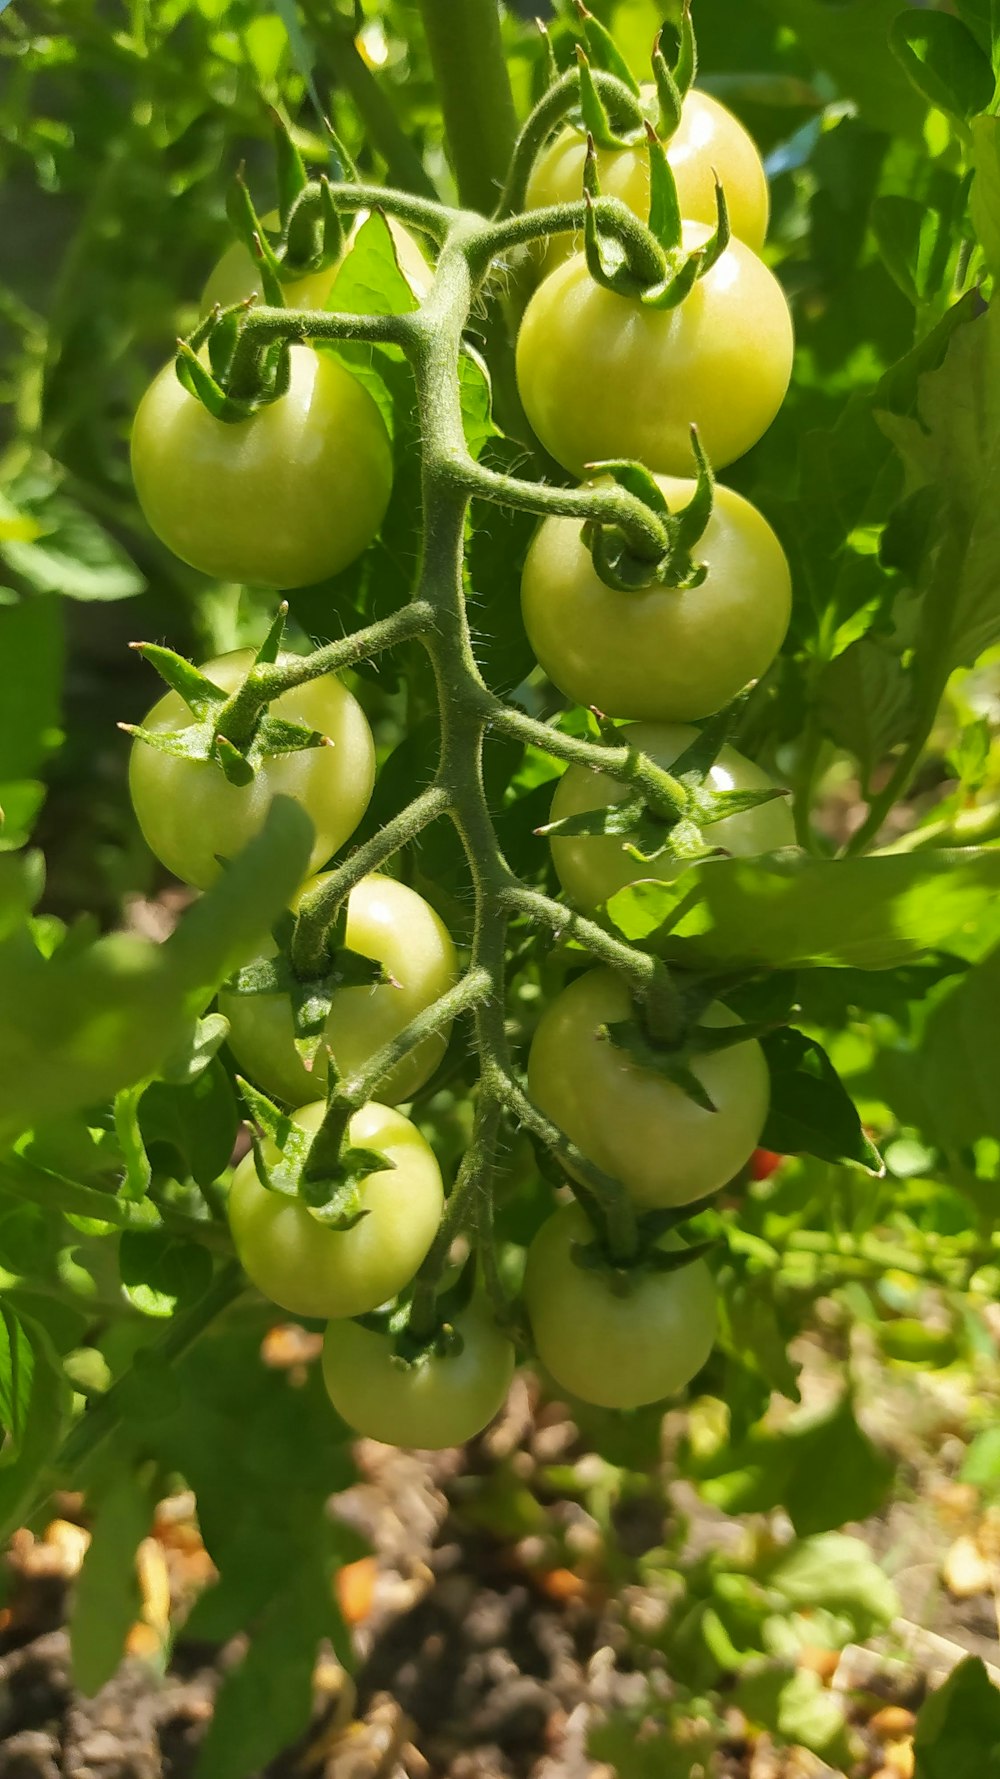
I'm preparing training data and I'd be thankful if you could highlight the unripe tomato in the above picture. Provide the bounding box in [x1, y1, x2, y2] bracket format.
[527, 969, 769, 1209]
[524, 1202, 717, 1408]
[221, 873, 459, 1107]
[129, 649, 374, 890]
[131, 344, 392, 588]
[526, 87, 769, 271]
[229, 1099, 443, 1319]
[521, 474, 791, 722]
[201, 210, 432, 314]
[322, 1297, 516, 1448]
[516, 230, 793, 477]
[549, 721, 794, 911]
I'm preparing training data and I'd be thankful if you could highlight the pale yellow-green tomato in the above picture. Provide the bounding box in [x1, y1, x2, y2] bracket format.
[549, 720, 794, 912]
[526, 87, 770, 272]
[201, 210, 432, 313]
[131, 344, 392, 588]
[520, 474, 792, 722]
[228, 1099, 443, 1319]
[527, 968, 770, 1209]
[221, 873, 459, 1107]
[524, 1202, 717, 1409]
[129, 649, 375, 891]
[322, 1297, 516, 1448]
[516, 228, 793, 479]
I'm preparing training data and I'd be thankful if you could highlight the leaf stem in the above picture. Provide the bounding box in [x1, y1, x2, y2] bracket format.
[416, 0, 518, 214]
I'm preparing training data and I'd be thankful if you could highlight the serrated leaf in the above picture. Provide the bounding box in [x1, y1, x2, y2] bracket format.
[605, 849, 1000, 972]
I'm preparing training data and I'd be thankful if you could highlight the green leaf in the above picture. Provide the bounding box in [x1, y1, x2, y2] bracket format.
[914, 1657, 1000, 1778]
[960, 1426, 1000, 1494]
[890, 10, 995, 122]
[761, 0, 928, 137]
[70, 1467, 153, 1696]
[605, 850, 1000, 972]
[0, 477, 145, 602]
[0, 781, 46, 851]
[691, 1393, 895, 1537]
[736, 1664, 852, 1766]
[971, 113, 1000, 277]
[763, 1532, 898, 1636]
[762, 1029, 882, 1173]
[0, 1304, 34, 1465]
[138, 1059, 238, 1188]
[880, 301, 1000, 684]
[0, 596, 63, 781]
[0, 1312, 71, 1541]
[118, 1232, 214, 1319]
[915, 945, 1000, 1150]
[0, 798, 312, 1145]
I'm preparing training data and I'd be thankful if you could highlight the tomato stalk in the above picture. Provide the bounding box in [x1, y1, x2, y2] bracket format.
[416, 0, 518, 215]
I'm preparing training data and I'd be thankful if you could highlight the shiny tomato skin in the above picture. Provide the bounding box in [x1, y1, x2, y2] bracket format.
[229, 1099, 443, 1320]
[221, 873, 459, 1107]
[515, 229, 793, 478]
[521, 473, 791, 722]
[524, 1202, 717, 1409]
[526, 87, 769, 270]
[322, 1297, 516, 1448]
[549, 720, 795, 911]
[527, 968, 769, 1209]
[129, 649, 375, 890]
[131, 344, 392, 588]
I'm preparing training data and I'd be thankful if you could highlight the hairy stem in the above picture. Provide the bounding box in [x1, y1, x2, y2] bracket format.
[417, 0, 518, 214]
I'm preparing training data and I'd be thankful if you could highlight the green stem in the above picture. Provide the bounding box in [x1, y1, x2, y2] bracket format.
[303, 4, 440, 200]
[292, 783, 452, 975]
[496, 67, 646, 218]
[844, 709, 940, 856]
[47, 1262, 245, 1494]
[417, 0, 518, 214]
[455, 444, 668, 560]
[505, 883, 659, 998]
[333, 967, 492, 1112]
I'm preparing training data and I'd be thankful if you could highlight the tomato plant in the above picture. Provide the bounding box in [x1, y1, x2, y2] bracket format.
[6, 0, 1000, 1768]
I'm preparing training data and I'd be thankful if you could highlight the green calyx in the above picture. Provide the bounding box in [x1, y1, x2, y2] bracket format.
[226, 901, 388, 1072]
[651, 3, 698, 141]
[237, 1075, 394, 1230]
[582, 119, 730, 308]
[569, 1204, 716, 1293]
[582, 434, 715, 592]
[122, 607, 330, 789]
[539, 695, 790, 872]
[354, 1253, 478, 1364]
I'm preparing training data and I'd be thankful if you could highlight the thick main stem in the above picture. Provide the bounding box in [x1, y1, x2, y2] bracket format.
[417, 0, 518, 215]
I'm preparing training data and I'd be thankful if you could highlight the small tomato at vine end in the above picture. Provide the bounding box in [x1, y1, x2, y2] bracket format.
[322, 1297, 516, 1448]
[524, 1202, 717, 1409]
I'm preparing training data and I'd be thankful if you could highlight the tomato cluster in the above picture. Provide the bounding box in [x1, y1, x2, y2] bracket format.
[128, 74, 790, 1448]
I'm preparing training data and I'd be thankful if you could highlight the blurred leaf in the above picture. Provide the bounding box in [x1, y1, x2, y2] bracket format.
[763, 1532, 898, 1636]
[736, 1664, 852, 1764]
[761, 0, 928, 137]
[971, 114, 1000, 275]
[914, 1657, 1000, 1777]
[692, 1394, 895, 1536]
[0, 1304, 34, 1466]
[890, 11, 995, 123]
[139, 1058, 237, 1187]
[0, 1312, 71, 1540]
[0, 477, 145, 602]
[916, 945, 1000, 1149]
[0, 597, 62, 781]
[605, 850, 1000, 972]
[71, 1466, 153, 1696]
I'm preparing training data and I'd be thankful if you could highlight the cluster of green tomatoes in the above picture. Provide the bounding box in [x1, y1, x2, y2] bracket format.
[128, 68, 793, 1448]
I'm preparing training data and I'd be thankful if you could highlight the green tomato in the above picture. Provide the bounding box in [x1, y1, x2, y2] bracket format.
[129, 649, 375, 890]
[322, 1297, 516, 1448]
[526, 87, 769, 271]
[521, 473, 790, 722]
[221, 873, 459, 1107]
[524, 1202, 717, 1409]
[201, 210, 432, 314]
[516, 229, 793, 478]
[229, 1099, 443, 1319]
[131, 344, 392, 588]
[527, 968, 769, 1209]
[549, 720, 794, 912]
